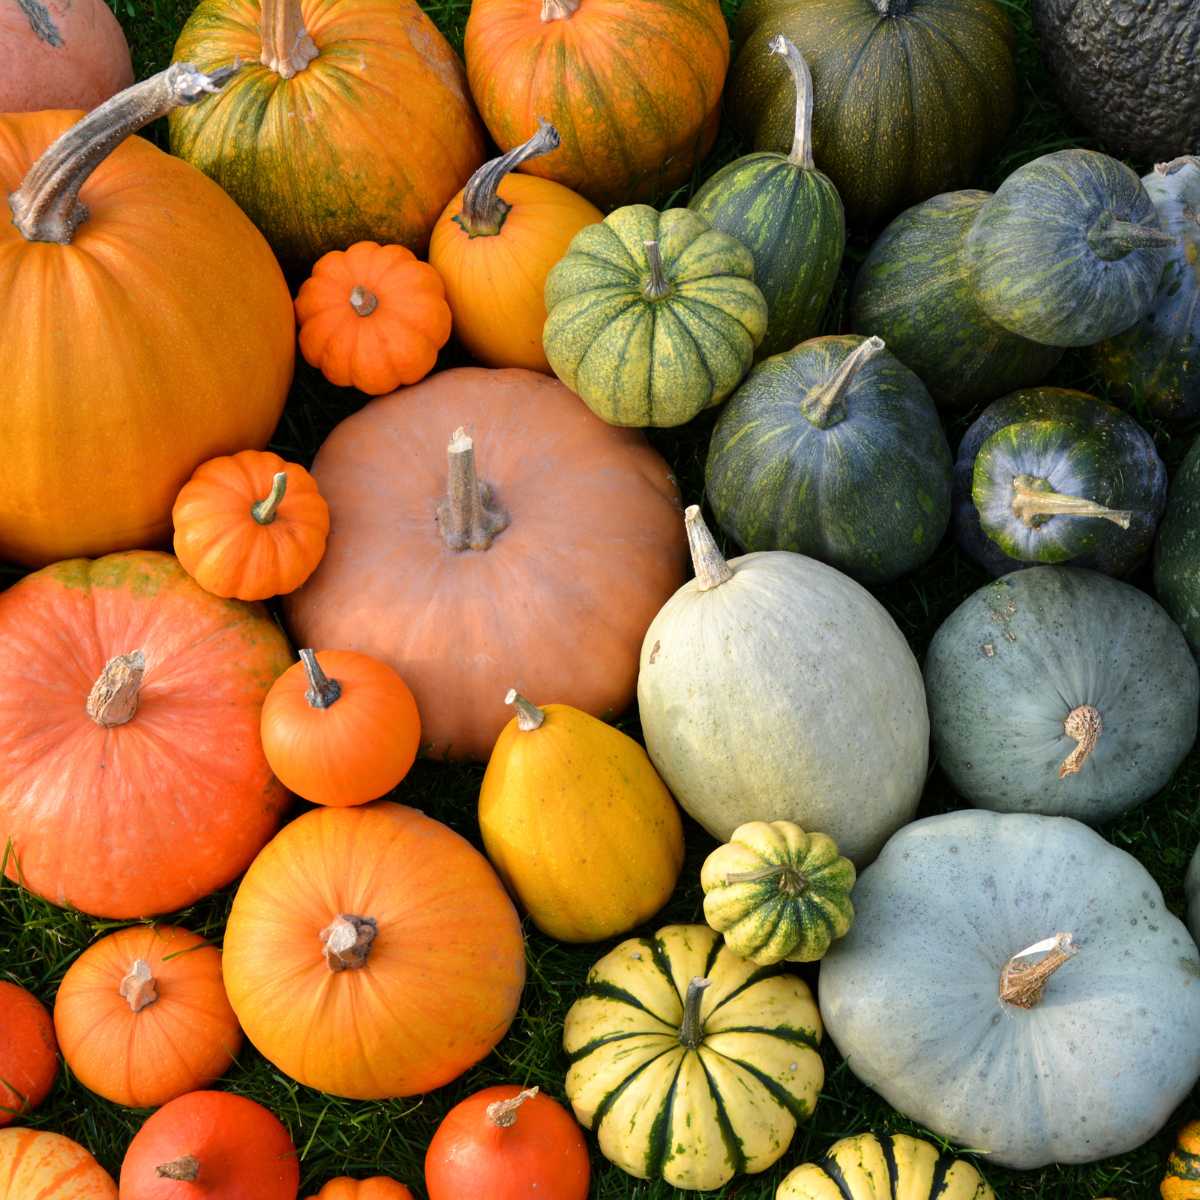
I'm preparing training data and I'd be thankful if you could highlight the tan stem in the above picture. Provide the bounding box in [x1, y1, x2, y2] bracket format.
[456, 119, 561, 237]
[251, 471, 288, 525]
[349, 286, 378, 317]
[505, 689, 545, 732]
[1156, 156, 1200, 177]
[1010, 476, 1132, 529]
[540, 0, 580, 19]
[119, 959, 159, 1013]
[642, 240, 672, 301]
[300, 649, 341, 709]
[1058, 705, 1102, 779]
[802, 336, 885, 429]
[684, 506, 733, 591]
[678, 977, 710, 1050]
[767, 35, 815, 169]
[87, 650, 145, 728]
[486, 1086, 539, 1129]
[321, 914, 377, 972]
[259, 0, 318, 78]
[999, 933, 1076, 1008]
[156, 1157, 200, 1182]
[436, 428, 510, 551]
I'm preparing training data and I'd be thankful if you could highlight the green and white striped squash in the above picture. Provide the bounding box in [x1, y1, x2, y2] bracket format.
[563, 923, 823, 1191]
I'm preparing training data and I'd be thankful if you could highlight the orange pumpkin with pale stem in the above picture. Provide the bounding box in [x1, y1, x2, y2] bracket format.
[0, 983, 56, 1126]
[306, 1181, 414, 1200]
[0, 1129, 115, 1199]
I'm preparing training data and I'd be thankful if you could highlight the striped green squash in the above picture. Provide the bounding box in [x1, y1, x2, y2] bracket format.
[690, 37, 844, 359]
[563, 923, 823, 1191]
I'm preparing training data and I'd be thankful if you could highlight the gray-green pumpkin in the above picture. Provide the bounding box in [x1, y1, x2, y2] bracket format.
[542, 206, 768, 428]
[925, 565, 1198, 822]
[705, 335, 952, 584]
[1154, 433, 1200, 658]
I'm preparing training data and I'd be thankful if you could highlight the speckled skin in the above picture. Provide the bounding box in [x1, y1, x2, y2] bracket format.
[820, 809, 1200, 1169]
[1155, 433, 1200, 657]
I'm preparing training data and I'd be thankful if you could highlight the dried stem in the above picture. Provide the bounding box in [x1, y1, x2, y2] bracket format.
[321, 914, 378, 972]
[802, 336, 885, 429]
[456, 119, 561, 237]
[156, 1156, 200, 1182]
[300, 649, 342, 709]
[505, 689, 545, 732]
[642, 241, 672, 301]
[436, 428, 510, 551]
[260, 0, 318, 78]
[118, 960, 159, 1013]
[1011, 476, 1131, 529]
[999, 933, 1076, 1008]
[1058, 705, 1102, 779]
[678, 977, 710, 1050]
[767, 35, 815, 169]
[87, 650, 145, 728]
[684, 506, 733, 591]
[349, 286, 378, 317]
[486, 1087, 539, 1128]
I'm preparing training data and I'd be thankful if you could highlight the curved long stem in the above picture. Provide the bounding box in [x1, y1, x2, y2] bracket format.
[1058, 705, 1102, 779]
[260, 0, 318, 78]
[801, 336, 885, 429]
[300, 649, 341, 709]
[723, 863, 807, 896]
[436, 428, 510, 551]
[1010, 476, 1131, 529]
[1156, 156, 1200, 177]
[87, 650, 145, 728]
[251, 472, 288, 525]
[1087, 211, 1174, 260]
[684, 506, 733, 591]
[456, 119, 561, 238]
[678, 977, 710, 1050]
[767, 35, 815, 169]
[999, 933, 1076, 1008]
[487, 1087, 538, 1128]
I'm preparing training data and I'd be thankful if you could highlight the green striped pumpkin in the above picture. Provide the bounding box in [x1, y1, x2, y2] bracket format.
[563, 923, 823, 1191]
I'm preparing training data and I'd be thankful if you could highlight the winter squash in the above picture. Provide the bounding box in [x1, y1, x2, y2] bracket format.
[850, 190, 1063, 407]
[425, 1085, 590, 1200]
[543, 206, 768, 427]
[730, 0, 1016, 226]
[260, 650, 421, 807]
[926, 567, 1198, 822]
[222, 802, 525, 1098]
[700, 821, 855, 966]
[690, 38, 845, 359]
[284, 367, 687, 760]
[464, 0, 729, 209]
[0, 983, 56, 1126]
[307, 1183, 413, 1200]
[1164, 1122, 1200, 1200]
[53, 925, 240, 1109]
[429, 120, 602, 373]
[478, 691, 684, 941]
[0, 1129, 115, 1199]
[0, 550, 292, 918]
[705, 335, 952, 583]
[1188, 847, 1200, 948]
[1156, 435, 1200, 658]
[820, 809, 1200, 1169]
[172, 450, 330, 601]
[170, 0, 484, 264]
[564, 923, 823, 1190]
[0, 65, 294, 567]
[966, 150, 1173, 347]
[638, 507, 928, 865]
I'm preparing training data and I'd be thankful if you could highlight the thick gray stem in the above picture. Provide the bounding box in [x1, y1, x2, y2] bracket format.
[801, 337, 885, 429]
[457, 119, 561, 237]
[684, 506, 733, 591]
[767, 35, 815, 169]
[436, 428, 510, 551]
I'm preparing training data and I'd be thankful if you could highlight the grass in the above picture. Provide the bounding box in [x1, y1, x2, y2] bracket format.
[4, 0, 1198, 1197]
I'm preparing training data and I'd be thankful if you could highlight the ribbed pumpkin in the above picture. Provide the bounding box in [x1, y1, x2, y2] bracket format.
[307, 1182, 413, 1200]
[1164, 1122, 1200, 1200]
[0, 65, 294, 567]
[0, 983, 56, 1126]
[0, 1129, 115, 1199]
[1156, 434, 1200, 658]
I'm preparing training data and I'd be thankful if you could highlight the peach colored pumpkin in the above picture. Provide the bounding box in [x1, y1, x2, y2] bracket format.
[0, 1128, 116, 1199]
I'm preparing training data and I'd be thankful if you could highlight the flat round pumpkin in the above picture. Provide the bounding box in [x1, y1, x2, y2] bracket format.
[0, 1128, 115, 1199]
[0, 983, 56, 1126]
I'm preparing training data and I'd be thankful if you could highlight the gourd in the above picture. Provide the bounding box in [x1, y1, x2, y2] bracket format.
[563, 923, 824, 1191]
[0, 66, 294, 566]
[478, 690, 684, 941]
[543, 206, 768, 427]
[705, 335, 952, 583]
[1155, 434, 1200, 658]
[0, 983, 56, 1126]
[307, 1183, 413, 1200]
[1187, 844, 1200, 948]
[0, 550, 292, 918]
[222, 802, 525, 1099]
[819, 809, 1200, 1168]
[0, 1129, 115, 1199]
[690, 37, 845, 359]
[637, 507, 928, 865]
[1164, 1122, 1200, 1200]
[284, 367, 687, 761]
[925, 566, 1198, 822]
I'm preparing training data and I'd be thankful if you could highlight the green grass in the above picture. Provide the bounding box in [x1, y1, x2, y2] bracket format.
[4, 1, 1198, 1197]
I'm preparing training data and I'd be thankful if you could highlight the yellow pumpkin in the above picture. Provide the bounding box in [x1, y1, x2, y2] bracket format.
[1164, 1121, 1200, 1199]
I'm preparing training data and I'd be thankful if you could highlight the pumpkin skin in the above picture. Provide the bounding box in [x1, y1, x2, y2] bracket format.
[0, 1128, 115, 1199]
[307, 1182, 413, 1200]
[564, 924, 823, 1191]
[1187, 845, 1200, 948]
[1164, 1122, 1200, 1200]
[543, 206, 769, 427]
[0, 551, 292, 919]
[1155, 434, 1200, 659]
[222, 802, 525, 1099]
[0, 983, 56, 1127]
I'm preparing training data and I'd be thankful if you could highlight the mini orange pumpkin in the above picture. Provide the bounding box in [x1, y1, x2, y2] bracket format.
[306, 1180, 414, 1200]
[0, 982, 56, 1126]
[0, 1129, 115, 1199]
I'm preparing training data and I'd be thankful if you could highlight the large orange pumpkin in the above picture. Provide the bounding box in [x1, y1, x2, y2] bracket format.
[0, 983, 56, 1126]
[0, 1129, 115, 1199]
[222, 802, 526, 1099]
[284, 368, 687, 760]
[0, 65, 294, 567]
[0, 551, 293, 919]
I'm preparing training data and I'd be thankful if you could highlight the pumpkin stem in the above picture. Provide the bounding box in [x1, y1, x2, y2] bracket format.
[505, 689, 546, 732]
[259, 0, 318, 78]
[1058, 704, 1102, 779]
[684, 506, 734, 591]
[87, 650, 146, 728]
[540, 0, 580, 20]
[1156, 156, 1200, 177]
[1086, 211, 1175, 260]
[156, 1156, 200, 1182]
[999, 932, 1076, 1008]
[678, 977, 710, 1050]
[869, 0, 913, 13]
[767, 35, 815, 169]
[437, 428, 511, 552]
[486, 1086, 539, 1128]
[642, 241, 673, 301]
[251, 471, 288, 525]
[321, 913, 378, 972]
[456, 118, 562, 238]
[9, 63, 238, 245]
[802, 336, 885, 429]
[349, 286, 378, 317]
[300, 649, 342, 709]
[723, 863, 807, 896]
[119, 959, 159, 1013]
[1010, 475, 1132, 530]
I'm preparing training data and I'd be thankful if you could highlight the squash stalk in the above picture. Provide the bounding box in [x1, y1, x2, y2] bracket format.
[870, 0, 913, 13]
[156, 1156, 201, 1182]
[300, 649, 342, 709]
[321, 913, 378, 972]
[437, 428, 511, 551]
[87, 650, 145, 728]
[723, 863, 807, 896]
[540, 0, 580, 20]
[1010, 475, 1132, 529]
[802, 336, 885, 429]
[1086, 211, 1174, 260]
[684, 506, 734, 591]
[119, 959, 159, 1013]
[455, 119, 561, 238]
[259, 0, 318, 78]
[678, 977, 710, 1050]
[486, 1086, 539, 1128]
[768, 35, 815, 169]
[642, 241, 673, 301]
[505, 689, 545, 732]
[1058, 704, 1102, 779]
[251, 472, 288, 525]
[349, 286, 378, 317]
[999, 932, 1076, 1008]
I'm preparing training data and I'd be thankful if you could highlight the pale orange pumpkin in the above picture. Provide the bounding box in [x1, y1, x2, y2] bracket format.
[0, 1129, 116, 1199]
[0, 983, 56, 1126]
[306, 1180, 414, 1200]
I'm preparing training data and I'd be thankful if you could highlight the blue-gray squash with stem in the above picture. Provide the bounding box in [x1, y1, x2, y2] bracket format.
[1155, 432, 1200, 658]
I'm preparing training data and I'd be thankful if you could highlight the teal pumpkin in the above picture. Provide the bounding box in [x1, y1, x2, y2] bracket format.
[1155, 433, 1200, 658]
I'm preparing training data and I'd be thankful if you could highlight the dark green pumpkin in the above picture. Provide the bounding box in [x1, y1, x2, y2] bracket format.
[706, 335, 952, 583]
[1155, 434, 1200, 659]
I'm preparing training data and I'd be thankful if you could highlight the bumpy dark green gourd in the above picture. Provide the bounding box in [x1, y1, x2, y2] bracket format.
[1155, 434, 1200, 659]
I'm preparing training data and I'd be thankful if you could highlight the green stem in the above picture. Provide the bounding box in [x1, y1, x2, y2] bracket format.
[801, 336, 885, 429]
[678, 977, 710, 1050]
[300, 649, 341, 709]
[251, 472, 288, 525]
[1087, 211, 1174, 260]
[767, 35, 815, 169]
[456, 119, 561, 238]
[1010, 475, 1131, 529]
[723, 864, 807, 896]
[642, 241, 672, 301]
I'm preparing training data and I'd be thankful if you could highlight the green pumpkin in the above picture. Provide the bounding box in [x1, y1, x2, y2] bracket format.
[705, 335, 952, 583]
[543, 206, 768, 428]
[1155, 434, 1200, 658]
[690, 37, 844, 359]
[850, 191, 1062, 406]
[966, 150, 1173, 347]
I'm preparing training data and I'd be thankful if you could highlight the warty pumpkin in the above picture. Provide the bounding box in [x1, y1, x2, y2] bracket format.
[306, 1182, 413, 1200]
[1164, 1122, 1200, 1200]
[0, 1129, 115, 1200]
[0, 983, 56, 1126]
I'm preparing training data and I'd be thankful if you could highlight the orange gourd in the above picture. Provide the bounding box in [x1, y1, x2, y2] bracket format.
[1163, 1120, 1200, 1198]
[0, 983, 56, 1126]
[54, 925, 241, 1108]
[306, 1181, 414, 1200]
[0, 1128, 115, 1199]
[295, 243, 452, 395]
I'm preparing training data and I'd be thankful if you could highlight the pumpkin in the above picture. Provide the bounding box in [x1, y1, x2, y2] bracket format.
[1188, 845, 1200, 948]
[730, 0, 1016, 226]
[966, 149, 1173, 347]
[0, 550, 293, 918]
[689, 37, 845, 359]
[1164, 1122, 1200, 1200]
[564, 923, 823, 1190]
[0, 983, 56, 1126]
[170, 0, 484, 265]
[478, 690, 684, 942]
[307, 1183, 413, 1200]
[172, 450, 330, 601]
[850, 190, 1063, 407]
[294, 243, 452, 395]
[820, 809, 1200, 1168]
[425, 1085, 590, 1200]
[1156, 435, 1200, 658]
[700, 821, 855, 966]
[638, 506, 928, 865]
[259, 650, 421, 808]
[429, 120, 603, 373]
[283, 367, 687, 761]
[222, 802, 525, 1099]
[0, 1129, 115, 1199]
[543, 206, 769, 427]
[705, 334, 952, 583]
[464, 0, 728, 209]
[53, 925, 241, 1109]
[0, 65, 294, 567]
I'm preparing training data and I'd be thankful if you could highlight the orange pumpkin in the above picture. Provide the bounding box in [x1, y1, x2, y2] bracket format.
[0, 983, 56, 1126]
[0, 551, 293, 919]
[0, 65, 294, 567]
[306, 1181, 414, 1200]
[54, 925, 241, 1109]
[173, 450, 330, 601]
[222, 802, 525, 1099]
[0, 1128, 115, 1199]
[429, 120, 602, 372]
[260, 650, 421, 807]
[284, 367, 687, 760]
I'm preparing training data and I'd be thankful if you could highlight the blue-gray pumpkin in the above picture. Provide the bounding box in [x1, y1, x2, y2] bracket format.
[1155, 432, 1200, 658]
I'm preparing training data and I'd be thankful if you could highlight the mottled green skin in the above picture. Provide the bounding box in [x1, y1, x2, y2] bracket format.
[966, 149, 1169, 347]
[1155, 434, 1200, 659]
[851, 191, 1062, 407]
[543, 206, 768, 428]
[690, 154, 845, 359]
[706, 335, 952, 583]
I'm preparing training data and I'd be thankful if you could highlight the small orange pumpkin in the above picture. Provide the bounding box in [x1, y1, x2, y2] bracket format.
[306, 1180, 415, 1200]
[295, 242, 452, 395]
[0, 1129, 115, 1199]
[1163, 1120, 1200, 1198]
[0, 982, 56, 1126]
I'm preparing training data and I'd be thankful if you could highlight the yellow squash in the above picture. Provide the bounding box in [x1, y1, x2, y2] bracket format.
[1163, 1121, 1200, 1199]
